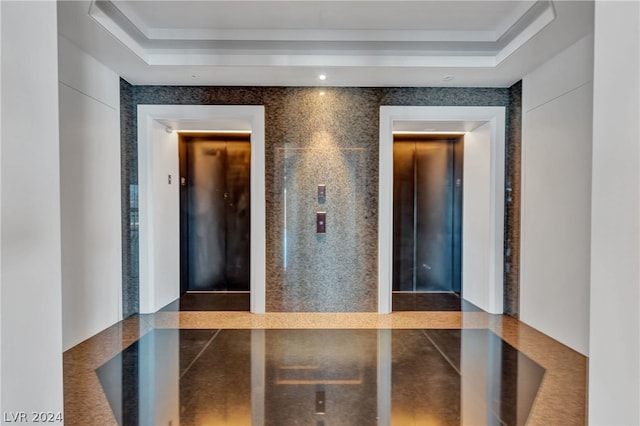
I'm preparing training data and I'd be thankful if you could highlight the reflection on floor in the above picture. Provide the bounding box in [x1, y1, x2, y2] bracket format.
[64, 310, 587, 425]
[96, 328, 544, 425]
[392, 292, 483, 312]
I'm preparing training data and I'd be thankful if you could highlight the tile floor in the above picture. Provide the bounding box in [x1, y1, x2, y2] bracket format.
[392, 292, 483, 312]
[63, 295, 587, 425]
[160, 292, 251, 312]
[162, 291, 482, 313]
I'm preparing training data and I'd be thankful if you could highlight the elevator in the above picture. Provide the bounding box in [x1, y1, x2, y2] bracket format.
[392, 134, 463, 293]
[179, 133, 251, 292]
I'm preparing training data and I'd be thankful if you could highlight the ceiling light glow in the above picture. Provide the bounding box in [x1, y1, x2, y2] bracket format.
[319, 74, 327, 81]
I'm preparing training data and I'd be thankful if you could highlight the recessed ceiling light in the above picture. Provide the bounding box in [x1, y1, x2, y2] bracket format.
[319, 91, 326, 96]
[443, 75, 454, 81]
[319, 74, 327, 81]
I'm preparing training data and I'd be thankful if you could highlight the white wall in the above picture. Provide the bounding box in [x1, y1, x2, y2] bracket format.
[589, 2, 640, 424]
[139, 119, 180, 313]
[520, 35, 594, 356]
[58, 36, 122, 351]
[462, 122, 493, 311]
[0, 1, 3, 410]
[1, 0, 64, 417]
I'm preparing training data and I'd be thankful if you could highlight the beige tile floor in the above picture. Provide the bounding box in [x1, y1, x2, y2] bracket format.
[64, 311, 587, 425]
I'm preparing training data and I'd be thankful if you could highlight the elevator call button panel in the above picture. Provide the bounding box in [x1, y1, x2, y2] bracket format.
[318, 184, 326, 200]
[316, 212, 326, 234]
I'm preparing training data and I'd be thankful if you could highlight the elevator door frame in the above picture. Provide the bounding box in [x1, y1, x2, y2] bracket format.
[137, 105, 266, 314]
[379, 106, 506, 314]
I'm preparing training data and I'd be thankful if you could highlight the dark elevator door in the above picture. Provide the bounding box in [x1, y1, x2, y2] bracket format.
[179, 134, 251, 292]
[393, 135, 463, 292]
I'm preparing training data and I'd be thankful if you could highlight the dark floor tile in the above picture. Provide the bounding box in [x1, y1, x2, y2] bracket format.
[392, 329, 462, 424]
[393, 291, 483, 312]
[95, 338, 141, 426]
[422, 329, 545, 426]
[96, 329, 544, 426]
[423, 328, 463, 369]
[178, 329, 219, 374]
[264, 329, 378, 426]
[160, 292, 250, 311]
[180, 330, 253, 425]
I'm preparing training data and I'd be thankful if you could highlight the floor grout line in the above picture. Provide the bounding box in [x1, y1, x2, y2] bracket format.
[421, 329, 462, 376]
[179, 329, 221, 380]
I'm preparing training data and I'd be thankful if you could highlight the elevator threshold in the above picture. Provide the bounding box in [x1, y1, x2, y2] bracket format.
[162, 292, 251, 312]
[392, 291, 482, 312]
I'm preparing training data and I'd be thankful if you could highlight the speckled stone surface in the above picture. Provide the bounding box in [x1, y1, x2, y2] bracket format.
[119, 78, 138, 318]
[267, 88, 379, 311]
[63, 311, 586, 426]
[121, 85, 520, 313]
[63, 315, 154, 426]
[504, 81, 523, 317]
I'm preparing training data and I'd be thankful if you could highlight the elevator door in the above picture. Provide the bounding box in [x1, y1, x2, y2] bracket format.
[393, 135, 463, 292]
[179, 134, 251, 292]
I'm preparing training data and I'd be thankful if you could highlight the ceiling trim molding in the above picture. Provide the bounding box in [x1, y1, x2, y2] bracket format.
[144, 28, 499, 43]
[89, 0, 556, 69]
[146, 53, 498, 68]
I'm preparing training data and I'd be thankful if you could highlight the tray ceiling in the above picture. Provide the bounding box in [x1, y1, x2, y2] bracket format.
[57, 0, 594, 86]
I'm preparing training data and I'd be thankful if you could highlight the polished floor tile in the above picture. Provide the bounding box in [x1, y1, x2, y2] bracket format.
[161, 292, 477, 313]
[64, 311, 587, 426]
[392, 292, 483, 312]
[160, 292, 251, 312]
[93, 328, 544, 426]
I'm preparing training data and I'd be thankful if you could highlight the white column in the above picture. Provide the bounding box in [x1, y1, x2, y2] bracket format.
[1, 0, 64, 420]
[589, 1, 640, 424]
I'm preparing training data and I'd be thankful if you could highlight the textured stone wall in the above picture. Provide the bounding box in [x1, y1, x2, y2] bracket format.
[268, 89, 378, 311]
[120, 79, 138, 317]
[504, 81, 522, 317]
[121, 83, 520, 313]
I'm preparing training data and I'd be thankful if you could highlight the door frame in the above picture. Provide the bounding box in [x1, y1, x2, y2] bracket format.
[379, 106, 505, 314]
[137, 105, 266, 313]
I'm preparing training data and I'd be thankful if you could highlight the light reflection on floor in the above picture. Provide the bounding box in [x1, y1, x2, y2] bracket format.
[96, 328, 544, 426]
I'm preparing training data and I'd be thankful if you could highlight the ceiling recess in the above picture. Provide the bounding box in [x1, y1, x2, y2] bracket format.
[57, 0, 594, 86]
